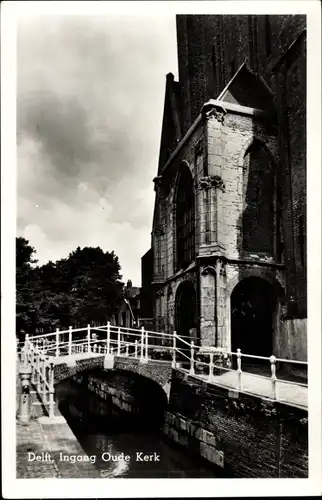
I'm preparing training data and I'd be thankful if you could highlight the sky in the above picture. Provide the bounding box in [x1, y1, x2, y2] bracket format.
[17, 14, 178, 286]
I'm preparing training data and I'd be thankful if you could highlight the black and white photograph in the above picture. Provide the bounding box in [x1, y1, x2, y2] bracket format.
[2, 0, 321, 497]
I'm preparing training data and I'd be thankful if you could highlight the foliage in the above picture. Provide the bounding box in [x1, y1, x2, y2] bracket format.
[16, 239, 123, 338]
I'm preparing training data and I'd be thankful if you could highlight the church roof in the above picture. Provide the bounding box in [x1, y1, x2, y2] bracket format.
[217, 62, 274, 112]
[157, 73, 183, 175]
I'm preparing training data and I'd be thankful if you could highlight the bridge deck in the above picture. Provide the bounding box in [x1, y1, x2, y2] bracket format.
[51, 352, 307, 409]
[196, 370, 308, 409]
[52, 352, 104, 365]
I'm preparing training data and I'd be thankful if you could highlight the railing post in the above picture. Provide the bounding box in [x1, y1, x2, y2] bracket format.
[190, 341, 195, 375]
[208, 352, 214, 382]
[36, 349, 41, 392]
[42, 358, 47, 404]
[140, 327, 145, 362]
[30, 348, 36, 385]
[24, 334, 29, 366]
[145, 329, 148, 361]
[68, 326, 72, 356]
[117, 328, 121, 355]
[106, 322, 111, 355]
[94, 344, 97, 353]
[32, 347, 37, 385]
[270, 355, 277, 400]
[48, 362, 55, 419]
[55, 328, 60, 358]
[135, 339, 138, 358]
[126, 344, 129, 357]
[87, 324, 91, 353]
[172, 332, 177, 369]
[237, 348, 242, 391]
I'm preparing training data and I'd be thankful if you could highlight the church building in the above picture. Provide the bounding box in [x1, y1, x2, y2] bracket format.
[141, 15, 306, 361]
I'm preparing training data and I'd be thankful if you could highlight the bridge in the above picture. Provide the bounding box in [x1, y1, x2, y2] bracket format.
[17, 322, 308, 422]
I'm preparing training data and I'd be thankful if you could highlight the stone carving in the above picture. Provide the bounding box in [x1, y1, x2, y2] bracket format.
[198, 175, 225, 192]
[156, 287, 165, 298]
[218, 259, 226, 277]
[153, 224, 165, 236]
[204, 107, 226, 124]
[201, 265, 217, 276]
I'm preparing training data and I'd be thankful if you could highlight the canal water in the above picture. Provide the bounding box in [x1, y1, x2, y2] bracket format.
[55, 379, 222, 478]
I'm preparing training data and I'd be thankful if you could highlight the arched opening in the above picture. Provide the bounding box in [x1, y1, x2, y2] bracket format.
[242, 142, 275, 254]
[175, 281, 197, 341]
[175, 165, 195, 271]
[231, 277, 276, 357]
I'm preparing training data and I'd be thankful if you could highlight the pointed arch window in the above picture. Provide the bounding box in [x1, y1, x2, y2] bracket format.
[176, 165, 195, 270]
[242, 141, 275, 254]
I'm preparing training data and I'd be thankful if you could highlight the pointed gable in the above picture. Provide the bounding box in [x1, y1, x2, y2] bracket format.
[217, 63, 274, 111]
[157, 73, 183, 174]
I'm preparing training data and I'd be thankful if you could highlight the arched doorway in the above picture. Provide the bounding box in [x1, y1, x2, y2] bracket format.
[175, 281, 197, 341]
[230, 277, 276, 357]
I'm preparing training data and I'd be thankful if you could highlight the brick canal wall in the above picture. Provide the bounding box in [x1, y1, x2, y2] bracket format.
[70, 365, 308, 478]
[165, 369, 308, 478]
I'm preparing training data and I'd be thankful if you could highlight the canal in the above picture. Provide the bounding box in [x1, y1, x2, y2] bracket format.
[55, 379, 223, 478]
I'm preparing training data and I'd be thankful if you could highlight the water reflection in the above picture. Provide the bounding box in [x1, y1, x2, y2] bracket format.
[55, 379, 221, 478]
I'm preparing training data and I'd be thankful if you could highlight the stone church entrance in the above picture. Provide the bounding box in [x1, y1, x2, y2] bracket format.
[175, 281, 197, 341]
[230, 277, 275, 357]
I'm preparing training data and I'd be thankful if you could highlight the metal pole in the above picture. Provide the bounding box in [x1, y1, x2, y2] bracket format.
[208, 353, 214, 383]
[42, 358, 47, 404]
[68, 326, 72, 356]
[117, 328, 121, 355]
[190, 341, 195, 375]
[140, 327, 145, 362]
[135, 339, 138, 358]
[49, 362, 55, 419]
[24, 334, 29, 367]
[237, 349, 242, 391]
[87, 324, 91, 353]
[172, 332, 177, 368]
[31, 348, 37, 385]
[55, 328, 60, 357]
[36, 349, 41, 392]
[270, 355, 277, 400]
[107, 321, 110, 354]
[145, 329, 148, 361]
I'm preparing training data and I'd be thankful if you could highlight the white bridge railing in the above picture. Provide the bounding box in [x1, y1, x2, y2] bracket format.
[17, 323, 308, 412]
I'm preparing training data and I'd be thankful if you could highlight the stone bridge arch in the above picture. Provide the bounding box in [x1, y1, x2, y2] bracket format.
[53, 355, 173, 398]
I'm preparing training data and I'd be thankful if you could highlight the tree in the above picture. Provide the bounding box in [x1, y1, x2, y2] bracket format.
[16, 237, 38, 338]
[16, 239, 124, 335]
[63, 246, 123, 326]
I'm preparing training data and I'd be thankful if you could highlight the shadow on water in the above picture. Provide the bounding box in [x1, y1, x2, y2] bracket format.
[55, 378, 226, 478]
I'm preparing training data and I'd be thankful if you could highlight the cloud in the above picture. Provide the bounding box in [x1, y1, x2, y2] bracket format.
[17, 15, 177, 284]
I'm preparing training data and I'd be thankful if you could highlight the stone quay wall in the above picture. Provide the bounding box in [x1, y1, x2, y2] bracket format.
[165, 369, 308, 478]
[69, 364, 308, 478]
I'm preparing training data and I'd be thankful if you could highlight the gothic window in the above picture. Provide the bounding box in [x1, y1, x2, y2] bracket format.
[176, 165, 195, 270]
[242, 142, 275, 254]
